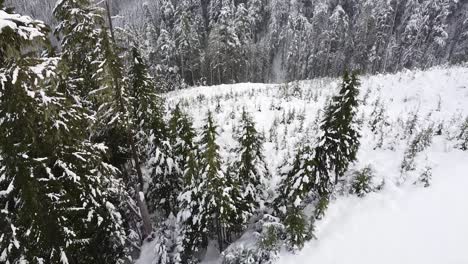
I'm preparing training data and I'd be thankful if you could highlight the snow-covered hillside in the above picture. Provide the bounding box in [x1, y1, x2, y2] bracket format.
[139, 66, 468, 263]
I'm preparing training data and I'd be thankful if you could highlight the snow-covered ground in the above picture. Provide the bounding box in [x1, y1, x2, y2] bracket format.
[140, 66, 468, 263]
[279, 145, 468, 264]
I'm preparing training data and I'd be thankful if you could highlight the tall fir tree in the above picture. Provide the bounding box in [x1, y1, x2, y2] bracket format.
[168, 104, 196, 177]
[275, 72, 361, 250]
[145, 103, 182, 218]
[232, 109, 269, 228]
[0, 4, 128, 262]
[172, 106, 213, 263]
[156, 21, 181, 92]
[174, 0, 202, 85]
[129, 46, 163, 159]
[182, 111, 238, 252]
[54, 0, 129, 169]
[316, 72, 361, 189]
[201, 111, 238, 251]
[208, 1, 241, 84]
[274, 146, 319, 249]
[53, 0, 109, 106]
[177, 145, 204, 263]
[54, 0, 154, 239]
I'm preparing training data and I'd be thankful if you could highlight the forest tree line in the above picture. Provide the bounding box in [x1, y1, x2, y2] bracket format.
[8, 0, 468, 89]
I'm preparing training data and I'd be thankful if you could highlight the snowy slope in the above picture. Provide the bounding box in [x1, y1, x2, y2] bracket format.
[279, 146, 468, 264]
[139, 66, 468, 263]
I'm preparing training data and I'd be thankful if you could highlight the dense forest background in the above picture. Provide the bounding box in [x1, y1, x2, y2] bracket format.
[8, 0, 468, 88]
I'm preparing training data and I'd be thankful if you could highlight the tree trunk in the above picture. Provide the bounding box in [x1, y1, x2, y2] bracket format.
[180, 53, 185, 83]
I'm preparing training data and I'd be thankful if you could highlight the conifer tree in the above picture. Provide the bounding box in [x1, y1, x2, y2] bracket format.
[54, 0, 128, 168]
[54, 0, 154, 239]
[457, 117, 468, 151]
[169, 104, 196, 175]
[174, 1, 202, 85]
[274, 145, 319, 249]
[148, 103, 185, 217]
[208, 2, 241, 84]
[275, 73, 360, 250]
[195, 111, 237, 251]
[134, 82, 187, 220]
[53, 0, 108, 106]
[146, 127, 181, 217]
[149, 213, 184, 264]
[178, 146, 204, 263]
[0, 5, 128, 262]
[129, 46, 163, 158]
[156, 22, 180, 91]
[316, 72, 361, 189]
[233, 3, 252, 82]
[276, 146, 319, 211]
[173, 107, 207, 262]
[283, 207, 312, 251]
[232, 109, 269, 226]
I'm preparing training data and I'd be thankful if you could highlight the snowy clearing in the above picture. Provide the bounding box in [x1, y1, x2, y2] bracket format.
[157, 66, 468, 264]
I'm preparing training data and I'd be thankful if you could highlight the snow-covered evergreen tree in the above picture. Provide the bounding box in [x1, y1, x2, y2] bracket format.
[55, 0, 156, 240]
[276, 146, 318, 211]
[177, 146, 203, 263]
[145, 107, 182, 218]
[148, 213, 184, 264]
[208, 2, 241, 84]
[129, 46, 163, 158]
[457, 117, 468, 151]
[156, 21, 181, 92]
[174, 0, 202, 85]
[233, 3, 252, 82]
[232, 109, 269, 227]
[54, 0, 109, 106]
[316, 72, 361, 189]
[274, 72, 361, 250]
[0, 5, 128, 262]
[169, 104, 196, 175]
[54, 0, 128, 168]
[196, 111, 237, 251]
[274, 146, 319, 249]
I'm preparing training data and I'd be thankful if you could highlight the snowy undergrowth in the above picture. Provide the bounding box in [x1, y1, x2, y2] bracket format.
[140, 66, 468, 263]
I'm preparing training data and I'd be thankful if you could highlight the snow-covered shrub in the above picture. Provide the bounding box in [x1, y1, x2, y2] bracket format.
[362, 86, 372, 105]
[350, 166, 376, 197]
[221, 244, 281, 264]
[368, 97, 389, 149]
[269, 116, 279, 142]
[279, 83, 290, 99]
[220, 214, 284, 264]
[286, 108, 296, 124]
[401, 126, 434, 173]
[292, 81, 302, 98]
[404, 110, 420, 137]
[456, 117, 468, 151]
[148, 214, 183, 264]
[221, 246, 259, 264]
[414, 166, 432, 188]
[256, 214, 285, 253]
